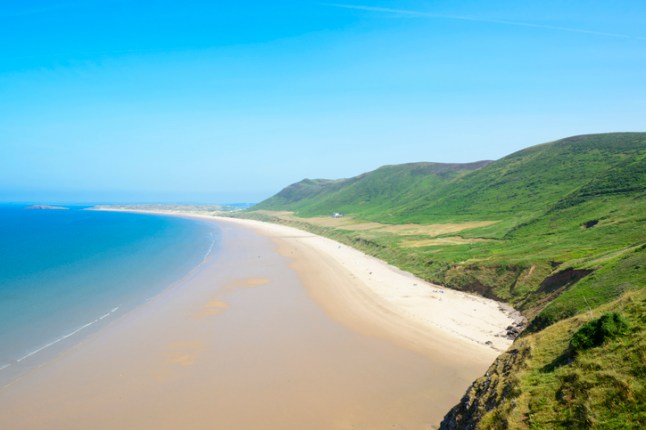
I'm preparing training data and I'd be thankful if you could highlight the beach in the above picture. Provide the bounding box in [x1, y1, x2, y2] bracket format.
[0, 213, 517, 429]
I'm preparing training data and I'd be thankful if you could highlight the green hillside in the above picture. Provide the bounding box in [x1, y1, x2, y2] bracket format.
[255, 160, 492, 217]
[244, 132, 646, 428]
[258, 132, 645, 227]
[400, 133, 646, 221]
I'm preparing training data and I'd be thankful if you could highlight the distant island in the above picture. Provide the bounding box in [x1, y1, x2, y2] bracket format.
[25, 205, 69, 211]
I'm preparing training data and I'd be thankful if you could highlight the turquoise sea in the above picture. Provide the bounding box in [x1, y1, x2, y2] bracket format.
[0, 205, 219, 381]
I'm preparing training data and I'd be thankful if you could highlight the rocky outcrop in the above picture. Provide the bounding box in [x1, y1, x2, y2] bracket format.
[439, 340, 532, 430]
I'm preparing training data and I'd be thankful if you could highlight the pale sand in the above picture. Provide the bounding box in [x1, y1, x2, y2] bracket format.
[0, 212, 517, 429]
[217, 216, 516, 354]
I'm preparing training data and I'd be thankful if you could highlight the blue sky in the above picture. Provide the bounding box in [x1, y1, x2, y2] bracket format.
[1, 0, 645, 203]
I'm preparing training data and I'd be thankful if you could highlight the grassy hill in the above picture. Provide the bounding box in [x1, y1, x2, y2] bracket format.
[258, 132, 645, 226]
[254, 160, 492, 218]
[399, 133, 646, 220]
[244, 132, 646, 428]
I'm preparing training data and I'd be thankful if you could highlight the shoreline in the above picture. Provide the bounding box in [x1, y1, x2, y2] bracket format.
[0, 210, 220, 387]
[112, 208, 519, 355]
[221, 216, 517, 355]
[0, 208, 519, 429]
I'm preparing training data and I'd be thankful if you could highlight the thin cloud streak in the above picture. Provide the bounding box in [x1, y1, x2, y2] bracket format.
[325, 3, 645, 41]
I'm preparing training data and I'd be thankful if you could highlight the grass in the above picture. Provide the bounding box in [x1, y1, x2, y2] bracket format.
[518, 290, 644, 429]
[258, 133, 646, 225]
[528, 246, 646, 332]
[442, 289, 646, 429]
[569, 312, 629, 352]
[255, 161, 491, 219]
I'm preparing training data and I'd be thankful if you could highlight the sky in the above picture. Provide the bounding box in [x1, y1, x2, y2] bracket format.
[1, 0, 645, 204]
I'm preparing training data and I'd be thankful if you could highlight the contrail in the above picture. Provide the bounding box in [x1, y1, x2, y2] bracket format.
[324, 3, 645, 41]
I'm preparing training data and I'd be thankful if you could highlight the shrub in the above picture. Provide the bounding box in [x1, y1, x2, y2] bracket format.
[570, 312, 629, 352]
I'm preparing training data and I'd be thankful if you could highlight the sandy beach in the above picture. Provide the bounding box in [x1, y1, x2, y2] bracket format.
[0, 212, 517, 429]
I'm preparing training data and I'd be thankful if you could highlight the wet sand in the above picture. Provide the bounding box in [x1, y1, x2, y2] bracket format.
[0, 214, 515, 429]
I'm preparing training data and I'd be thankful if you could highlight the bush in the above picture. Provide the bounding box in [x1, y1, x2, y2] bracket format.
[526, 307, 577, 334]
[570, 312, 629, 352]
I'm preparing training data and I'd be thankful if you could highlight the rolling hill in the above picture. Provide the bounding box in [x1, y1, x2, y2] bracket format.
[254, 160, 492, 218]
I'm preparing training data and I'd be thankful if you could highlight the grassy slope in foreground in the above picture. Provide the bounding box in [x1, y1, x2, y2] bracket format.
[245, 132, 646, 428]
[441, 286, 645, 429]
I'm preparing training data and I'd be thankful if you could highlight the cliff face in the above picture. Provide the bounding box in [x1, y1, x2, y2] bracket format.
[439, 341, 532, 430]
[439, 287, 646, 430]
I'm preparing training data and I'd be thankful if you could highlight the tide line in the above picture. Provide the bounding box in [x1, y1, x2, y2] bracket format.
[201, 231, 216, 263]
[14, 306, 120, 364]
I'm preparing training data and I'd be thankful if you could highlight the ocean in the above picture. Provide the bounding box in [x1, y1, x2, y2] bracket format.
[0, 205, 219, 382]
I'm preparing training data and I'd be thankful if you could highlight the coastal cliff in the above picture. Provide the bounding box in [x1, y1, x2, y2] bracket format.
[440, 287, 645, 429]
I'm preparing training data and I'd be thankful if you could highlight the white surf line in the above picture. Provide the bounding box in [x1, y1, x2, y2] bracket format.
[202, 231, 216, 263]
[173, 230, 217, 291]
[14, 306, 121, 364]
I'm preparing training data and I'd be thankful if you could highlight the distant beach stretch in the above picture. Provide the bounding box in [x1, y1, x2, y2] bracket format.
[0, 210, 517, 429]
